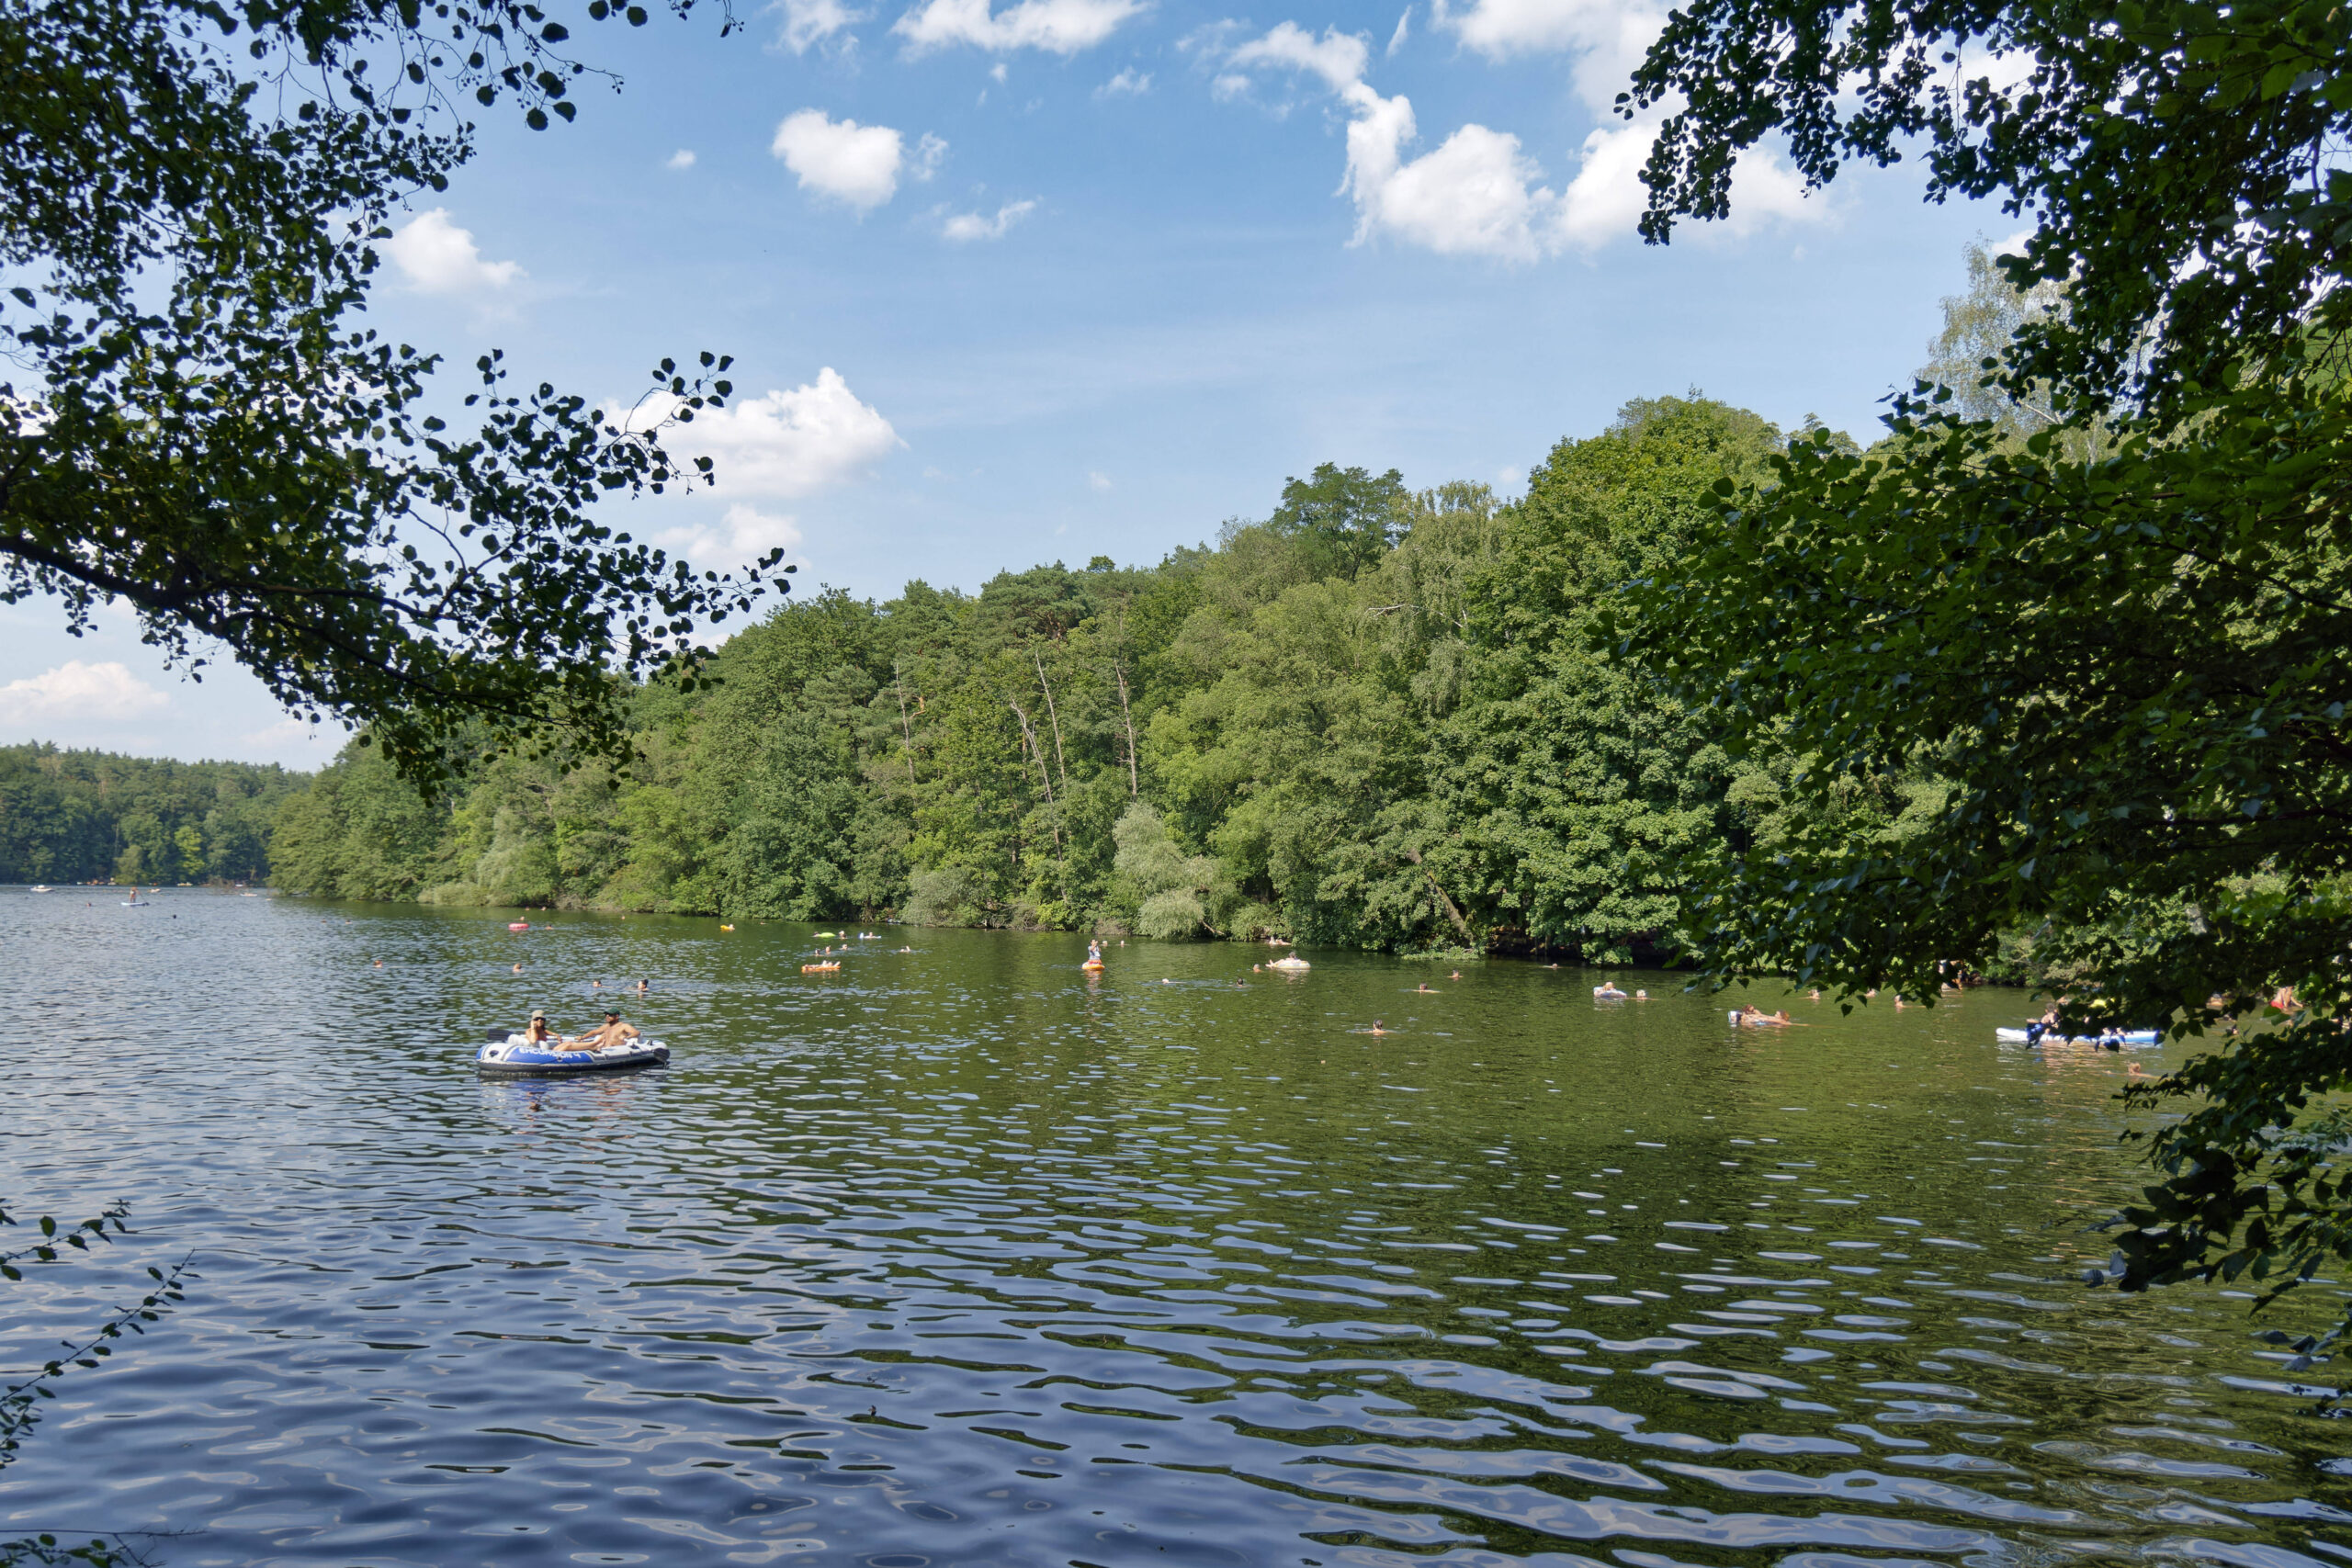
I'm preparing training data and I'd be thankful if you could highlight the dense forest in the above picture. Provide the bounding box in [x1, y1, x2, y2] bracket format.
[267, 393, 1803, 958]
[0, 744, 304, 885]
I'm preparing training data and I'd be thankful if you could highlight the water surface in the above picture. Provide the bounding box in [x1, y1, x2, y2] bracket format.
[4, 892, 2346, 1567]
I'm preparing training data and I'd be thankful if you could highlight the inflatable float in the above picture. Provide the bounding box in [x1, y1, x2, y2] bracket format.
[477, 1036, 669, 1077]
[802, 961, 841, 973]
[507, 921, 529, 931]
[1266, 955, 1310, 971]
[1996, 1027, 2160, 1046]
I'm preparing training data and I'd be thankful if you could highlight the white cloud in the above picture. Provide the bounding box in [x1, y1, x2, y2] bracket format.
[1228, 21, 1369, 92]
[779, 0, 865, 51]
[1087, 470, 1113, 491]
[654, 504, 808, 570]
[1428, 0, 1668, 112]
[1096, 66, 1150, 95]
[382, 209, 523, 295]
[1387, 6, 1410, 54]
[241, 716, 337, 751]
[771, 110, 942, 210]
[942, 198, 1037, 242]
[616, 368, 901, 498]
[667, 148, 697, 170]
[991, 61, 1010, 81]
[1554, 118, 1652, 250]
[1345, 101, 1555, 261]
[1222, 17, 1820, 259]
[894, 0, 1146, 54]
[0, 661, 167, 724]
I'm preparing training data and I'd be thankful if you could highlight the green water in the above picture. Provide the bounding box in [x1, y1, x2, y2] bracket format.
[1, 893, 2345, 1565]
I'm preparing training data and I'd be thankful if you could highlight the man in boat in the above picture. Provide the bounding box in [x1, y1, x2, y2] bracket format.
[568, 1009, 640, 1053]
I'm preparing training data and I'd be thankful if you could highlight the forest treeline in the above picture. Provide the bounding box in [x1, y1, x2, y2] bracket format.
[269, 394, 1809, 958]
[0, 744, 302, 885]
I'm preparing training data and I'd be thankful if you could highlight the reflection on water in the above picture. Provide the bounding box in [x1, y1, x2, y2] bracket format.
[2, 893, 2346, 1567]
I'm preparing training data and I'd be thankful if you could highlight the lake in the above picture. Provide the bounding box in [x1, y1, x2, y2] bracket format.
[3, 891, 2346, 1567]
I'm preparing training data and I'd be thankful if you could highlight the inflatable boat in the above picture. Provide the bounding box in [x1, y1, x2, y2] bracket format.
[476, 1035, 670, 1077]
[1996, 1027, 2160, 1047]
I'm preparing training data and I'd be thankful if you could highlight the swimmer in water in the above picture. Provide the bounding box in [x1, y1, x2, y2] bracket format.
[373, 958, 382, 968]
[1634, 989, 1648, 1000]
[1450, 970, 1463, 980]
[1368, 1019, 1389, 1036]
[513, 962, 523, 974]
[1415, 982, 1437, 994]
[637, 978, 650, 992]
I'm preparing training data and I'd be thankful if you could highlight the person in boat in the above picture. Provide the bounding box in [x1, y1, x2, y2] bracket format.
[1086, 940, 1103, 966]
[571, 1009, 639, 1053]
[2025, 1001, 2063, 1045]
[523, 1011, 566, 1049]
[1594, 982, 1629, 999]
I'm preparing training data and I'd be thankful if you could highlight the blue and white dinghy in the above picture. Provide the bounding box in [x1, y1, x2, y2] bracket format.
[1995, 1027, 2160, 1047]
[476, 1035, 671, 1077]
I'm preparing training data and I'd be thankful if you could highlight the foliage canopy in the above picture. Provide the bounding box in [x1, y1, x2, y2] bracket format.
[1620, 0, 2352, 1343]
[1, 0, 782, 794]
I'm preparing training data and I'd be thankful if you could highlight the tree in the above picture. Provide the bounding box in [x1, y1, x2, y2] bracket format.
[1626, 0, 2352, 414]
[1613, 0, 2352, 1346]
[1268, 463, 1410, 579]
[2, 0, 784, 795]
[1451, 398, 1773, 959]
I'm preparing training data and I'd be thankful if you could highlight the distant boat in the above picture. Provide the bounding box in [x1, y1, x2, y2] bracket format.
[28, 886, 51, 894]
[121, 886, 151, 908]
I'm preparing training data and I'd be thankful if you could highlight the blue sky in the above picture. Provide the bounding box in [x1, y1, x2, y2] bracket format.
[1, 0, 2014, 767]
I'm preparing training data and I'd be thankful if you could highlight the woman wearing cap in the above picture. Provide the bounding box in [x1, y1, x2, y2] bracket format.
[523, 1011, 564, 1048]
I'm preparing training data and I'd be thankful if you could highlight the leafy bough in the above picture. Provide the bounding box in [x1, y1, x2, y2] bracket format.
[0, 1200, 188, 1565]
[1605, 377, 2352, 1349]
